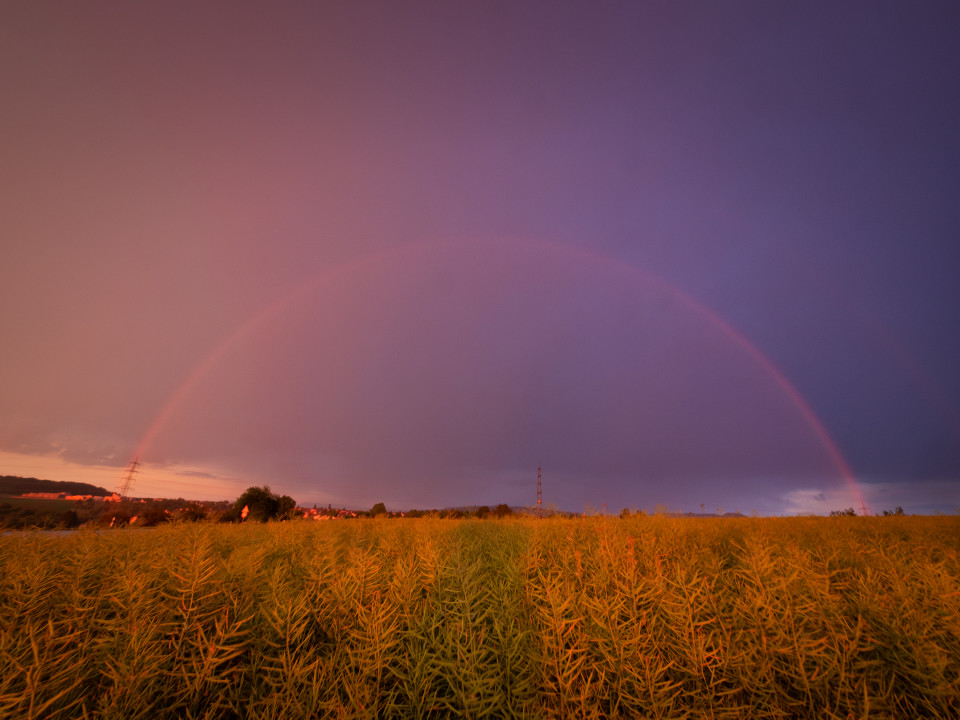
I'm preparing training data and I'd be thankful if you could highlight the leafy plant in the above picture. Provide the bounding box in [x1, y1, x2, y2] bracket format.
[1, 515, 957, 718]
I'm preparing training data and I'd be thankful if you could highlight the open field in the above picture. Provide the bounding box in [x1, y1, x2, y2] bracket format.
[1, 516, 958, 719]
[0, 496, 77, 513]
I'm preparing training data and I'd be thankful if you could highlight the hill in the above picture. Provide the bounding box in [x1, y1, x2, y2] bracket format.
[0, 475, 111, 497]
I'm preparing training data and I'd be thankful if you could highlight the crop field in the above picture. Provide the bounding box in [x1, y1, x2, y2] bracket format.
[1, 516, 958, 719]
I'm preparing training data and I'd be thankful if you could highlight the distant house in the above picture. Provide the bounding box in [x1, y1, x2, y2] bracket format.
[20, 492, 122, 502]
[299, 506, 357, 520]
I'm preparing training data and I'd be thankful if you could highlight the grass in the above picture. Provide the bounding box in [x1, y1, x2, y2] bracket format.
[1, 515, 958, 718]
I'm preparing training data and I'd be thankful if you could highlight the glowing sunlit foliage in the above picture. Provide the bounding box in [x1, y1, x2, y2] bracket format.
[1, 516, 957, 718]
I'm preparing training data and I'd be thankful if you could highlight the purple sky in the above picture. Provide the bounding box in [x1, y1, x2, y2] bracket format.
[2, 2, 958, 514]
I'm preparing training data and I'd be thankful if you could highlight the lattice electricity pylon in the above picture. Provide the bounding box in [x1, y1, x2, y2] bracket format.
[115, 456, 140, 498]
[537, 465, 542, 516]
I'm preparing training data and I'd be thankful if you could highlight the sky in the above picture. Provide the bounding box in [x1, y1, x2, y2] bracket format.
[2, 1, 959, 515]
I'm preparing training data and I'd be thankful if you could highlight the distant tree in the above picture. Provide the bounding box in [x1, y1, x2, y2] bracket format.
[218, 506, 242, 523]
[101, 507, 132, 527]
[619, 508, 632, 519]
[370, 502, 387, 517]
[232, 485, 298, 522]
[234, 486, 278, 522]
[140, 505, 168, 526]
[277, 495, 297, 520]
[176, 503, 209, 522]
[493, 504, 512, 518]
[56, 509, 80, 529]
[0, 475, 110, 497]
[830, 507, 857, 517]
[476, 506, 490, 519]
[882, 506, 905, 516]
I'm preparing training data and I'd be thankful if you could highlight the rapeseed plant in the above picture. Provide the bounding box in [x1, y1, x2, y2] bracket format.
[0, 515, 957, 718]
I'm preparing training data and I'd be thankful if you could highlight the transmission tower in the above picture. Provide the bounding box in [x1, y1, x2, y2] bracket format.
[537, 465, 542, 515]
[115, 456, 139, 499]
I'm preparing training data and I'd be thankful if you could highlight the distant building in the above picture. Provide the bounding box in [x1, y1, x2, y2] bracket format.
[20, 492, 121, 502]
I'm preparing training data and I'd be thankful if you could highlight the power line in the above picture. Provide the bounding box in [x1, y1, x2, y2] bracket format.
[115, 456, 139, 498]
